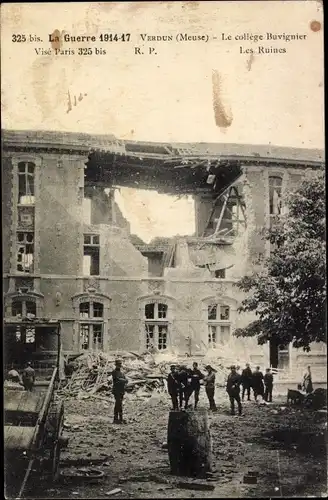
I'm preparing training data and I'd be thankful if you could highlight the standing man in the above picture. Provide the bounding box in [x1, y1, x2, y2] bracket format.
[189, 362, 204, 410]
[167, 365, 179, 410]
[241, 363, 253, 402]
[264, 368, 274, 402]
[111, 359, 128, 424]
[302, 366, 313, 394]
[22, 361, 35, 392]
[226, 365, 243, 416]
[204, 365, 217, 411]
[252, 366, 265, 402]
[176, 365, 190, 410]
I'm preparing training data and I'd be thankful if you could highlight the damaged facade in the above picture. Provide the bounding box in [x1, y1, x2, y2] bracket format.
[2, 130, 326, 381]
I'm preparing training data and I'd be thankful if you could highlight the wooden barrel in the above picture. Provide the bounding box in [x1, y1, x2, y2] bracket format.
[167, 409, 212, 478]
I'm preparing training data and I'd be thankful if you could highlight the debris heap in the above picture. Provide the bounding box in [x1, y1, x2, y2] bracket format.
[57, 348, 250, 401]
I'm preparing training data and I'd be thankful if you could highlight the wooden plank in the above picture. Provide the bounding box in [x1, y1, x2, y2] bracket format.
[18, 459, 35, 499]
[4, 426, 35, 451]
[4, 390, 25, 412]
[4, 390, 44, 414]
[17, 392, 44, 414]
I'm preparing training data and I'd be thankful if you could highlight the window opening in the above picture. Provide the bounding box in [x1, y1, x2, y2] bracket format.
[78, 300, 104, 350]
[18, 162, 35, 205]
[215, 269, 226, 279]
[83, 234, 100, 276]
[144, 302, 169, 351]
[12, 301, 23, 317]
[207, 304, 231, 346]
[269, 176, 283, 215]
[17, 232, 34, 273]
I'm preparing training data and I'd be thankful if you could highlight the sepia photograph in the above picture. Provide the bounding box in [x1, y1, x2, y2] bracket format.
[1, 1, 326, 498]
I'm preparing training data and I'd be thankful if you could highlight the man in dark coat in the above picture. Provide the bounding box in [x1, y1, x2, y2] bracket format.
[226, 365, 243, 415]
[252, 366, 265, 401]
[22, 362, 35, 391]
[176, 365, 190, 410]
[167, 365, 179, 410]
[204, 365, 217, 411]
[111, 359, 128, 424]
[188, 362, 204, 409]
[264, 368, 274, 402]
[241, 363, 252, 401]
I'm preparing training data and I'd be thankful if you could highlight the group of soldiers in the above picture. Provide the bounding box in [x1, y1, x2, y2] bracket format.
[109, 359, 275, 423]
[168, 362, 275, 416]
[167, 362, 217, 411]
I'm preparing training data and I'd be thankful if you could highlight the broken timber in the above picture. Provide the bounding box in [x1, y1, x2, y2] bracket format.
[167, 409, 212, 478]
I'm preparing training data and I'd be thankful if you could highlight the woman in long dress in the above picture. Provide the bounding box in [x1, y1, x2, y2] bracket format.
[302, 365, 313, 394]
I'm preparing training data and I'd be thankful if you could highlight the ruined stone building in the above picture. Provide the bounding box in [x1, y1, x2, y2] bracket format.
[2, 130, 326, 381]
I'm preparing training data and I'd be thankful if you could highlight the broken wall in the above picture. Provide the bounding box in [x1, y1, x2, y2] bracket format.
[95, 225, 148, 277]
[38, 154, 84, 276]
[84, 186, 130, 231]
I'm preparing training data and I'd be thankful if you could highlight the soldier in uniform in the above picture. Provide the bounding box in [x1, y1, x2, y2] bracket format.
[188, 362, 204, 410]
[111, 359, 128, 424]
[203, 365, 217, 411]
[241, 363, 253, 401]
[167, 365, 179, 410]
[226, 365, 243, 416]
[264, 368, 274, 402]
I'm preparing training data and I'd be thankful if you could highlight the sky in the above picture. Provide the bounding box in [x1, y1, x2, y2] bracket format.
[1, 2, 324, 241]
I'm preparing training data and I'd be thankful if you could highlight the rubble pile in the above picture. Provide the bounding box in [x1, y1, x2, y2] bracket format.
[58, 351, 167, 400]
[58, 347, 250, 401]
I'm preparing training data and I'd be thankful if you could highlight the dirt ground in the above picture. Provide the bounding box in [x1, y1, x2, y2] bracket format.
[29, 388, 327, 499]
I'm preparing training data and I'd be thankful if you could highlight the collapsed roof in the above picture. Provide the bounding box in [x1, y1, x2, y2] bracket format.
[2, 129, 324, 196]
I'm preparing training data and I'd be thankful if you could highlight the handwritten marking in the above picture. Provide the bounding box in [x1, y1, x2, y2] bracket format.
[66, 91, 87, 114]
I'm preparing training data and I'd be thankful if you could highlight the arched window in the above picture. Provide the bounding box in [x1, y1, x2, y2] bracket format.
[18, 162, 35, 205]
[269, 176, 283, 216]
[144, 302, 168, 351]
[207, 304, 231, 347]
[79, 300, 104, 350]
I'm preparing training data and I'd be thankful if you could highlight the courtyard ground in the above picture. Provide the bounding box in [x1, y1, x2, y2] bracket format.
[30, 389, 326, 499]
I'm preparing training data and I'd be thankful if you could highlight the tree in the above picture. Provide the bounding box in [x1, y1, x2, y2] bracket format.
[234, 167, 326, 351]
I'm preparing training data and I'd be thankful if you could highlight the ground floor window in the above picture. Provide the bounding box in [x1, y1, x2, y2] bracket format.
[80, 323, 103, 350]
[207, 304, 231, 347]
[15, 325, 36, 344]
[208, 324, 230, 347]
[145, 323, 168, 350]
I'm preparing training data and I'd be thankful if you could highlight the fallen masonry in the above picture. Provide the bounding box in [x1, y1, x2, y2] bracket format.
[59, 349, 249, 401]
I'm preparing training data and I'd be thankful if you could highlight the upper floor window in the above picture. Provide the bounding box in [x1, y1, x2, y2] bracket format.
[18, 162, 35, 205]
[83, 234, 100, 276]
[269, 176, 282, 216]
[207, 304, 231, 347]
[144, 302, 168, 351]
[12, 299, 36, 318]
[17, 232, 34, 273]
[79, 300, 104, 350]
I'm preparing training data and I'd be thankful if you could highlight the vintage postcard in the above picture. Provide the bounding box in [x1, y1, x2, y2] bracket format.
[2, 1, 326, 498]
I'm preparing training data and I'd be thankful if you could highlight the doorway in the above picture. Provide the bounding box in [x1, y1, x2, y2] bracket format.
[269, 340, 290, 370]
